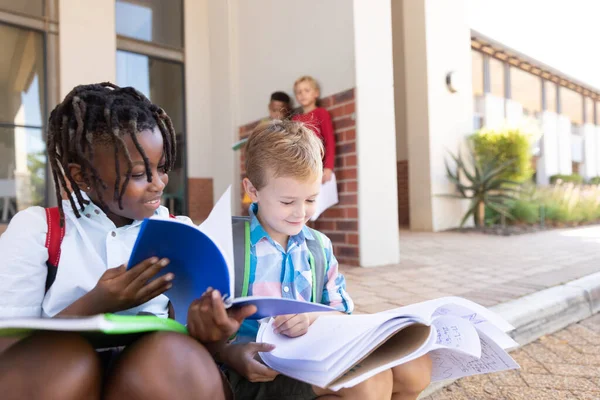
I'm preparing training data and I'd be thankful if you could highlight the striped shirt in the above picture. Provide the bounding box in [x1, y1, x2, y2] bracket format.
[236, 204, 354, 342]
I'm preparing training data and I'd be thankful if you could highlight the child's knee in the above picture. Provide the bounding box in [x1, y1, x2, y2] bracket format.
[392, 354, 432, 395]
[0, 332, 101, 400]
[345, 369, 393, 400]
[106, 332, 224, 400]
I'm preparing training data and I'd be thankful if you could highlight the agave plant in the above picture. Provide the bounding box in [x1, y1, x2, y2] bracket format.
[444, 144, 520, 227]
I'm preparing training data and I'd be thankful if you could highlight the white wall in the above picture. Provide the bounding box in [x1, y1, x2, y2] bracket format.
[403, 0, 474, 232]
[392, 0, 408, 161]
[581, 124, 596, 179]
[59, 0, 116, 98]
[596, 126, 600, 177]
[505, 99, 524, 126]
[235, 0, 355, 124]
[537, 111, 559, 185]
[557, 115, 572, 175]
[207, 0, 238, 206]
[184, 0, 212, 180]
[353, 0, 399, 266]
[476, 94, 504, 129]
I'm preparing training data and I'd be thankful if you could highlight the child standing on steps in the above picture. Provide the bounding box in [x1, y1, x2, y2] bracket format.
[0, 83, 254, 400]
[212, 119, 433, 400]
[292, 76, 336, 183]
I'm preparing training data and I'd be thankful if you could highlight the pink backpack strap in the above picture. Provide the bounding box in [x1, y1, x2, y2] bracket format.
[45, 208, 65, 292]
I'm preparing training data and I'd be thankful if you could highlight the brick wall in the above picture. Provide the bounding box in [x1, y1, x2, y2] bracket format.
[238, 88, 360, 266]
[188, 178, 213, 223]
[397, 160, 409, 227]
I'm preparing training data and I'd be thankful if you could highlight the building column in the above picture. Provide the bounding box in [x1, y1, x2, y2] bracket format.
[537, 112, 559, 185]
[352, 0, 400, 266]
[402, 0, 474, 231]
[581, 124, 597, 180]
[58, 0, 116, 98]
[184, 0, 215, 221]
[557, 115, 573, 175]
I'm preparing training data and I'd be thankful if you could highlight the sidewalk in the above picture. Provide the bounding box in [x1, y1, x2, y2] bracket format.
[423, 313, 600, 400]
[341, 225, 600, 398]
[342, 226, 600, 313]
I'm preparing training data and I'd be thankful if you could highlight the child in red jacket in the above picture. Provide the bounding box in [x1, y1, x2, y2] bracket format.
[292, 76, 335, 183]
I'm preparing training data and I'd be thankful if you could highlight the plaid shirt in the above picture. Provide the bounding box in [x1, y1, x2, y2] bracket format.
[236, 204, 354, 342]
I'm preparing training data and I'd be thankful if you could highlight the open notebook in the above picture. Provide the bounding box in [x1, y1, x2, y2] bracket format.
[257, 296, 520, 390]
[128, 186, 335, 324]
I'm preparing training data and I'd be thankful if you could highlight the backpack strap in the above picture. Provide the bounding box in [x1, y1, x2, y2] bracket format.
[307, 229, 328, 303]
[45, 207, 65, 291]
[231, 216, 328, 304]
[232, 216, 251, 298]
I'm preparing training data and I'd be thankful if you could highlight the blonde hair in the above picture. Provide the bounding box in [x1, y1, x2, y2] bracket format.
[294, 75, 320, 92]
[245, 120, 324, 190]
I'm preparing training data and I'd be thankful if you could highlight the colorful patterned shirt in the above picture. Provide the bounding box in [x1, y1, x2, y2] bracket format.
[236, 204, 354, 342]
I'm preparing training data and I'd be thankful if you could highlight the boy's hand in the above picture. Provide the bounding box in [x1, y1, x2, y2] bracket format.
[187, 289, 257, 343]
[322, 168, 333, 183]
[272, 313, 311, 337]
[223, 342, 279, 383]
[91, 257, 173, 313]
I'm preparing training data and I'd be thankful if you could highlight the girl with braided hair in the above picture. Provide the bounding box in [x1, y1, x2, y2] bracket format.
[0, 82, 251, 399]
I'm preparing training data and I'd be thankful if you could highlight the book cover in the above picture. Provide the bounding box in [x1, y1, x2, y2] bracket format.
[0, 314, 187, 348]
[128, 187, 335, 323]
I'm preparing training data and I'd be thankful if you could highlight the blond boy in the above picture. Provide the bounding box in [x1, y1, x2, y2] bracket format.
[217, 120, 432, 400]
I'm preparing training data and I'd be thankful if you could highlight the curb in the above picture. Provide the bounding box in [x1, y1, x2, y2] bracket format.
[420, 271, 600, 398]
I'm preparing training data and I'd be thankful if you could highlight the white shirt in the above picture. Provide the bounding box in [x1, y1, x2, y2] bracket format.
[0, 197, 191, 318]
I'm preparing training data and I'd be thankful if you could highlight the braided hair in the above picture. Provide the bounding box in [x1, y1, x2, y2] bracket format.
[47, 82, 177, 225]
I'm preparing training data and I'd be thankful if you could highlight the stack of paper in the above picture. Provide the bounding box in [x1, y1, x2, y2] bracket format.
[257, 297, 519, 390]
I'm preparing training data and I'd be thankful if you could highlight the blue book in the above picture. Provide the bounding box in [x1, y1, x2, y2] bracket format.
[128, 187, 335, 324]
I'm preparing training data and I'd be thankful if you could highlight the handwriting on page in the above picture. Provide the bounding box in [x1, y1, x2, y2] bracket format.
[430, 331, 519, 381]
[432, 315, 481, 358]
[433, 306, 487, 325]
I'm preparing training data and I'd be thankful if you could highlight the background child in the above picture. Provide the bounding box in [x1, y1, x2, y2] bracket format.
[0, 83, 252, 400]
[214, 120, 432, 400]
[292, 76, 335, 183]
[268, 91, 293, 120]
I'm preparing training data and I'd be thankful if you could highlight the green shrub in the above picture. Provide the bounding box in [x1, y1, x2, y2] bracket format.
[509, 199, 539, 224]
[589, 177, 600, 185]
[549, 174, 584, 184]
[470, 127, 534, 183]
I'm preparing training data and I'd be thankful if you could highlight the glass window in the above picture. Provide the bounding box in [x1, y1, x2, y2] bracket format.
[490, 57, 504, 98]
[511, 67, 541, 115]
[0, 127, 46, 221]
[585, 97, 595, 124]
[0, 24, 45, 127]
[0, 0, 44, 17]
[472, 50, 483, 97]
[116, 0, 183, 48]
[117, 50, 186, 215]
[544, 80, 557, 112]
[0, 23, 46, 221]
[560, 86, 583, 126]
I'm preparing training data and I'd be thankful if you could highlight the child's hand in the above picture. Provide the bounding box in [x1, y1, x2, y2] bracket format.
[322, 168, 333, 183]
[187, 288, 257, 343]
[272, 313, 311, 337]
[223, 342, 279, 383]
[91, 257, 173, 313]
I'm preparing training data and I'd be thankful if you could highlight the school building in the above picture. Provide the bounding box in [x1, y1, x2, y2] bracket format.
[1, 0, 598, 267]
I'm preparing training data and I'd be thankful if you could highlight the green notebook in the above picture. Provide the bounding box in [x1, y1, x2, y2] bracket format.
[0, 314, 187, 348]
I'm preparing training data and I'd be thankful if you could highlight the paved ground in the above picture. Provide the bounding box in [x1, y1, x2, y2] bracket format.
[342, 226, 600, 313]
[422, 313, 600, 400]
